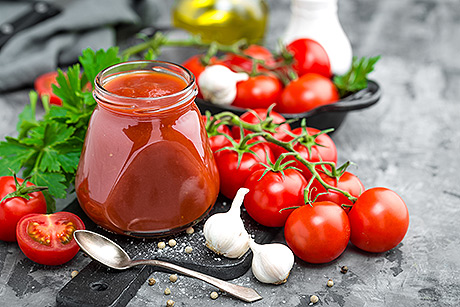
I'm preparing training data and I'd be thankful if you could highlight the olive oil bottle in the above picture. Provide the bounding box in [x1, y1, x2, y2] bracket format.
[172, 0, 268, 45]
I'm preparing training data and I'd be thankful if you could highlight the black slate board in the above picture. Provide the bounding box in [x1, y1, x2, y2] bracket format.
[56, 195, 280, 307]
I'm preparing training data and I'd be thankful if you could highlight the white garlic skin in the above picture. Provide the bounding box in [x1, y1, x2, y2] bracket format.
[249, 239, 295, 284]
[198, 65, 248, 106]
[203, 188, 250, 258]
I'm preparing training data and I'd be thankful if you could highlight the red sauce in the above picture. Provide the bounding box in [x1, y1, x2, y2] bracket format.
[76, 67, 219, 236]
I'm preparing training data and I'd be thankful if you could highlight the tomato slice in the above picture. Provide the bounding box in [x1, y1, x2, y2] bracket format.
[34, 71, 62, 106]
[16, 212, 85, 265]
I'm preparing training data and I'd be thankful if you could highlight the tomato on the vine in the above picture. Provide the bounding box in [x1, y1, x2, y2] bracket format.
[0, 175, 47, 242]
[34, 71, 62, 106]
[232, 75, 283, 109]
[243, 167, 307, 227]
[284, 201, 350, 263]
[277, 73, 339, 114]
[309, 171, 364, 213]
[286, 38, 331, 78]
[214, 141, 274, 199]
[223, 45, 275, 72]
[348, 187, 409, 253]
[202, 115, 233, 152]
[16, 212, 85, 265]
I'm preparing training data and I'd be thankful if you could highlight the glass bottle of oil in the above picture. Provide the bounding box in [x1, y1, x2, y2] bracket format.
[172, 0, 269, 45]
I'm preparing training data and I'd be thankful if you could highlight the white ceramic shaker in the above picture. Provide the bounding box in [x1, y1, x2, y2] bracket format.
[283, 0, 352, 76]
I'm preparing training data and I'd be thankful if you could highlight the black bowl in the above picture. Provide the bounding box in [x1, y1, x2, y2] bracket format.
[195, 80, 381, 132]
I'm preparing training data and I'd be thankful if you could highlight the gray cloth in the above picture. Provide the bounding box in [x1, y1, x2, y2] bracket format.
[0, 0, 143, 91]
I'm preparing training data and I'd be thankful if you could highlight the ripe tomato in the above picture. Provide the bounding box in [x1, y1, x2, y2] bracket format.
[232, 75, 283, 109]
[243, 168, 307, 227]
[309, 171, 365, 213]
[223, 45, 275, 72]
[284, 201, 350, 263]
[214, 142, 274, 199]
[201, 115, 233, 152]
[34, 71, 62, 106]
[279, 127, 337, 178]
[277, 73, 339, 114]
[348, 187, 409, 253]
[286, 38, 331, 78]
[0, 176, 47, 242]
[16, 212, 85, 265]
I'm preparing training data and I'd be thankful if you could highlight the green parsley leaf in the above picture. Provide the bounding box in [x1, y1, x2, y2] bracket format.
[79, 47, 121, 88]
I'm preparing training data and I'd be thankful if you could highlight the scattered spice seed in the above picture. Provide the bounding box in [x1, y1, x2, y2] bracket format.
[169, 274, 178, 283]
[210, 291, 219, 300]
[148, 277, 156, 286]
[327, 279, 334, 287]
[71, 270, 79, 278]
[310, 295, 319, 304]
[185, 246, 193, 253]
[164, 287, 171, 295]
[158, 241, 166, 249]
[166, 299, 175, 307]
[168, 239, 177, 247]
[340, 265, 348, 274]
[186, 227, 194, 234]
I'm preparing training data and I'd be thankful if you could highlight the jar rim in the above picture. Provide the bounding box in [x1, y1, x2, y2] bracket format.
[94, 60, 197, 114]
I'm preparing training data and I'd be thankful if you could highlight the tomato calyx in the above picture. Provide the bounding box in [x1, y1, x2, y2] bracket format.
[0, 172, 48, 203]
[203, 111, 232, 137]
[286, 119, 335, 157]
[258, 153, 301, 181]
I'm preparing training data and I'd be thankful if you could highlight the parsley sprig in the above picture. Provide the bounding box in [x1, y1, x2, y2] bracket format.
[0, 47, 123, 211]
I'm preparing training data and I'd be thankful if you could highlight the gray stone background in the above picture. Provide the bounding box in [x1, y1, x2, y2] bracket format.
[1, 0, 460, 306]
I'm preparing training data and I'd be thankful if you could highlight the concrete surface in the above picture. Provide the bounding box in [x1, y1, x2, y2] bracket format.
[1, 0, 460, 306]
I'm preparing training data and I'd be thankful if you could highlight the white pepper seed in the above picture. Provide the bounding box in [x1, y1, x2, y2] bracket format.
[148, 277, 156, 286]
[158, 241, 166, 249]
[169, 274, 178, 283]
[166, 299, 175, 307]
[186, 227, 194, 234]
[327, 279, 334, 287]
[310, 295, 319, 304]
[168, 239, 177, 247]
[164, 287, 171, 295]
[185, 246, 193, 253]
[71, 270, 79, 278]
[210, 291, 219, 300]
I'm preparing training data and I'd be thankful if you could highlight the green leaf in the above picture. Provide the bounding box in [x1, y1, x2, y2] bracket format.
[0, 138, 36, 175]
[42, 121, 75, 148]
[79, 47, 121, 88]
[56, 151, 80, 173]
[52, 65, 83, 109]
[39, 148, 61, 172]
[17, 91, 39, 139]
[30, 171, 68, 199]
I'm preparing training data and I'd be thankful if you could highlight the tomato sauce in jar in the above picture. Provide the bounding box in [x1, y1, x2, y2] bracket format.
[75, 61, 219, 237]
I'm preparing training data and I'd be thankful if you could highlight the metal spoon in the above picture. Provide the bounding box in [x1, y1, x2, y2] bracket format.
[73, 230, 262, 303]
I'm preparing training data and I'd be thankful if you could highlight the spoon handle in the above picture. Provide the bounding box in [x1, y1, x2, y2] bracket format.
[131, 259, 262, 303]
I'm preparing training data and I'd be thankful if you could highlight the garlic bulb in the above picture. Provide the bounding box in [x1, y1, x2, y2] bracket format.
[249, 239, 295, 284]
[203, 188, 250, 258]
[198, 65, 249, 105]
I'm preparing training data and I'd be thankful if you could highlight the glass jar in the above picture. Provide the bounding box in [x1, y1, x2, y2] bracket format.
[172, 0, 269, 45]
[75, 61, 220, 237]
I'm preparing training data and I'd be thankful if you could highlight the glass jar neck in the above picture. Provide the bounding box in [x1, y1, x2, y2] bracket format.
[93, 60, 197, 117]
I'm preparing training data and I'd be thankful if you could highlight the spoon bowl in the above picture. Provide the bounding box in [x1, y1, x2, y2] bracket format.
[73, 230, 262, 303]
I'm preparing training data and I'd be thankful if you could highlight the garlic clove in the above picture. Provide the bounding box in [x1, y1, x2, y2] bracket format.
[249, 239, 295, 285]
[203, 188, 250, 258]
[198, 65, 248, 106]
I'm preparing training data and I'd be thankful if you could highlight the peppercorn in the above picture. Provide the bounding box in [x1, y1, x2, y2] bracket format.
[169, 274, 178, 283]
[210, 291, 219, 299]
[168, 239, 177, 247]
[166, 299, 175, 307]
[340, 265, 348, 274]
[185, 246, 193, 253]
[327, 279, 334, 287]
[148, 277, 156, 286]
[164, 287, 171, 295]
[158, 241, 166, 249]
[186, 227, 194, 234]
[310, 295, 319, 304]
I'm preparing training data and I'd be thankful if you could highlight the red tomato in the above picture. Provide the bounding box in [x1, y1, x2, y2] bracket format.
[201, 115, 233, 152]
[16, 212, 85, 265]
[277, 73, 339, 114]
[34, 71, 62, 106]
[232, 75, 283, 109]
[214, 142, 274, 199]
[348, 187, 409, 253]
[279, 127, 337, 178]
[284, 201, 350, 263]
[244, 168, 307, 227]
[286, 38, 331, 78]
[0, 176, 47, 242]
[183, 55, 219, 99]
[224, 45, 275, 72]
[309, 171, 365, 213]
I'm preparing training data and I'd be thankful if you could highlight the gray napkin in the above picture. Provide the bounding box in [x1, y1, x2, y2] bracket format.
[0, 0, 149, 92]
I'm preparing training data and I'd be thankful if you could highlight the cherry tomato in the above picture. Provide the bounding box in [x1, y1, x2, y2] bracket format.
[286, 38, 331, 78]
[214, 142, 274, 199]
[223, 45, 275, 72]
[183, 55, 219, 99]
[284, 201, 350, 263]
[34, 71, 62, 106]
[277, 73, 339, 114]
[201, 115, 233, 152]
[348, 187, 409, 253]
[16, 212, 85, 265]
[0, 176, 47, 242]
[309, 171, 365, 213]
[244, 168, 307, 227]
[279, 127, 337, 178]
[232, 75, 283, 109]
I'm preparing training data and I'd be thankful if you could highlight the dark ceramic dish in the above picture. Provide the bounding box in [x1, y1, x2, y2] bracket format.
[195, 80, 381, 131]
